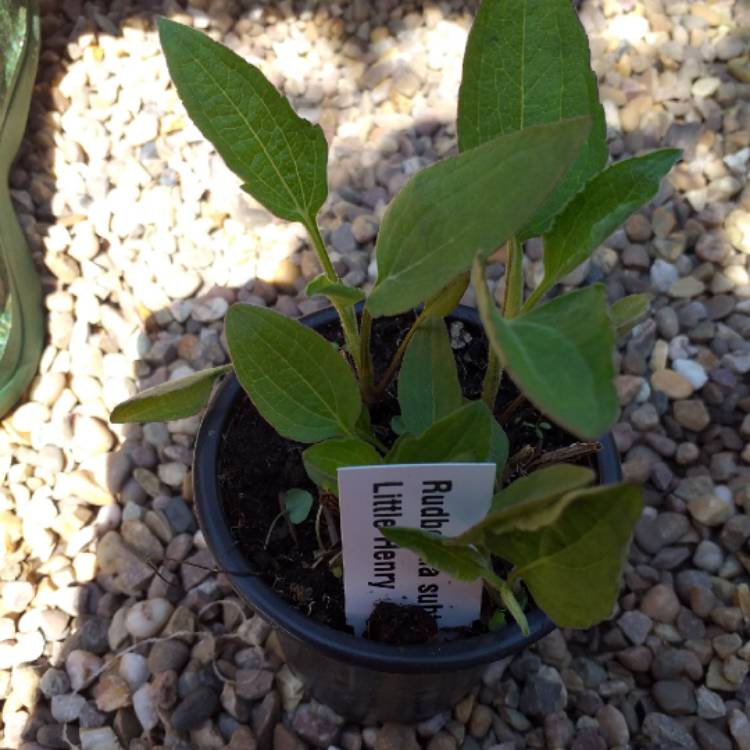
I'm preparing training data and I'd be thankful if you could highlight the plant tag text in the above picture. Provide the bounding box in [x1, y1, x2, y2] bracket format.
[338, 463, 495, 635]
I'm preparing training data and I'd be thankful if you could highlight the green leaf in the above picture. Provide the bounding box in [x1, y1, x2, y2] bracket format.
[225, 304, 361, 442]
[386, 400, 493, 464]
[422, 273, 470, 319]
[488, 418, 510, 477]
[390, 415, 407, 435]
[157, 17, 328, 224]
[491, 464, 595, 514]
[381, 526, 530, 634]
[380, 527, 488, 580]
[458, 0, 607, 239]
[306, 275, 365, 306]
[398, 318, 463, 435]
[459, 464, 596, 543]
[367, 117, 592, 317]
[474, 264, 617, 440]
[110, 365, 230, 423]
[284, 489, 314, 524]
[302, 437, 382, 494]
[611, 294, 652, 337]
[486, 484, 643, 628]
[530, 150, 682, 306]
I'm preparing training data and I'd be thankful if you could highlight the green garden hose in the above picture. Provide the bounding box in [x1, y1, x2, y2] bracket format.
[0, 0, 43, 417]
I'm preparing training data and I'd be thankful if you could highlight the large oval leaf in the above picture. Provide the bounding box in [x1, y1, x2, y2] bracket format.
[528, 149, 681, 307]
[111, 365, 230, 423]
[158, 17, 328, 224]
[474, 264, 617, 440]
[485, 484, 643, 628]
[367, 117, 591, 317]
[458, 0, 607, 239]
[225, 305, 361, 442]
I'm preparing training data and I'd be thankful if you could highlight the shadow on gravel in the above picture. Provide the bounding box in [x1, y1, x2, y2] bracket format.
[7, 0, 750, 748]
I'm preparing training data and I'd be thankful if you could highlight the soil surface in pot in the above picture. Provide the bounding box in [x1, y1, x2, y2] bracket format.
[218, 312, 598, 639]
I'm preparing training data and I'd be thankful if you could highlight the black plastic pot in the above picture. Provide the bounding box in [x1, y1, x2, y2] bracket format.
[194, 304, 622, 723]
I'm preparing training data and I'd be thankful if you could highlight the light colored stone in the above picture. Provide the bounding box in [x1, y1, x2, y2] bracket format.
[651, 370, 693, 399]
[66, 650, 103, 691]
[125, 598, 174, 639]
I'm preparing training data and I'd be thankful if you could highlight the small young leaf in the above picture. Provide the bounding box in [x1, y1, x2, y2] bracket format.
[225, 305, 361, 442]
[306, 275, 365, 306]
[611, 294, 652, 337]
[474, 263, 617, 440]
[367, 117, 592, 317]
[380, 527, 487, 581]
[157, 17, 328, 224]
[386, 400, 493, 465]
[485, 484, 643, 628]
[458, 464, 596, 544]
[111, 365, 231, 423]
[398, 318, 463, 435]
[302, 437, 382, 494]
[458, 0, 607, 239]
[530, 150, 682, 306]
[284, 489, 314, 524]
[390, 415, 407, 435]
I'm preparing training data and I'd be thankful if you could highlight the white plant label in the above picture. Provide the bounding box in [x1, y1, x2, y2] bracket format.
[337, 463, 495, 636]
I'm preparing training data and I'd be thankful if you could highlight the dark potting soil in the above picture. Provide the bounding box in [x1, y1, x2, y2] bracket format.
[218, 312, 595, 640]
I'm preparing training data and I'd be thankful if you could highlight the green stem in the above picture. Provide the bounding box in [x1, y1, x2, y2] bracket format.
[303, 218, 362, 375]
[481, 349, 502, 409]
[483, 568, 529, 636]
[521, 284, 544, 313]
[503, 236, 524, 319]
[305, 218, 338, 281]
[480, 237, 523, 409]
[359, 308, 375, 401]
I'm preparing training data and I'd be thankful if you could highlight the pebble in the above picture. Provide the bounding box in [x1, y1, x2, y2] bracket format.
[375, 723, 420, 750]
[695, 686, 726, 719]
[171, 686, 220, 731]
[672, 359, 708, 390]
[65, 650, 103, 691]
[673, 400, 711, 431]
[688, 494, 734, 526]
[641, 584, 681, 624]
[124, 598, 174, 639]
[51, 693, 86, 722]
[651, 370, 693, 399]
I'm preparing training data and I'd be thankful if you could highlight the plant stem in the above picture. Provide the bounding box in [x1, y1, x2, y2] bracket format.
[483, 567, 529, 636]
[314, 504, 327, 552]
[303, 217, 362, 375]
[481, 348, 502, 409]
[480, 237, 524, 409]
[305, 218, 338, 281]
[503, 236, 524, 319]
[522, 284, 544, 313]
[359, 308, 375, 401]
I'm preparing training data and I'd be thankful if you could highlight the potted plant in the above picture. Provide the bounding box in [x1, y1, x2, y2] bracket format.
[112, 0, 680, 723]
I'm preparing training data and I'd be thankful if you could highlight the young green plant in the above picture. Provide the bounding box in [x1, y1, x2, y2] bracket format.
[112, 0, 681, 634]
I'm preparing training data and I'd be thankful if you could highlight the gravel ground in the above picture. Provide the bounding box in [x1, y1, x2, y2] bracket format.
[1, 0, 750, 748]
